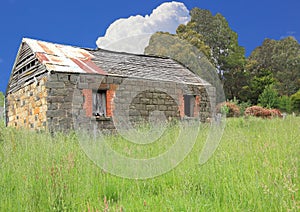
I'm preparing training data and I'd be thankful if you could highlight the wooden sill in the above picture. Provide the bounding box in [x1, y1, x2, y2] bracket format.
[91, 116, 112, 121]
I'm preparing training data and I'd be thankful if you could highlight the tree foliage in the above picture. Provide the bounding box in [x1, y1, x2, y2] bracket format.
[144, 7, 300, 107]
[145, 32, 215, 83]
[144, 32, 225, 103]
[291, 90, 300, 112]
[145, 8, 246, 101]
[258, 84, 279, 109]
[248, 37, 300, 96]
[181, 8, 247, 100]
[0, 92, 4, 107]
[277, 95, 293, 113]
[176, 23, 210, 59]
[242, 65, 277, 104]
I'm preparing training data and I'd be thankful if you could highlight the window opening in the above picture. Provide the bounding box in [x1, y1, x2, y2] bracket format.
[184, 95, 195, 117]
[93, 90, 107, 117]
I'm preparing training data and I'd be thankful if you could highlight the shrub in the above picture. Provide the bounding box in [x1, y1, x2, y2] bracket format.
[291, 90, 300, 112]
[237, 100, 252, 115]
[269, 109, 283, 118]
[258, 84, 279, 108]
[244, 106, 283, 118]
[0, 92, 4, 107]
[244, 106, 266, 117]
[217, 102, 240, 117]
[277, 95, 293, 113]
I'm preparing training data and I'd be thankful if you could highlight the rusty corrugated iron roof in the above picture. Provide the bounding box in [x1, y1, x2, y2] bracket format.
[23, 38, 107, 75]
[23, 38, 209, 85]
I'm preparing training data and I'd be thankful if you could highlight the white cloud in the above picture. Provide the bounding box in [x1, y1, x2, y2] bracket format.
[96, 1, 190, 54]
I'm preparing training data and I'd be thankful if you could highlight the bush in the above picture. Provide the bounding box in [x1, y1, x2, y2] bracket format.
[291, 90, 300, 112]
[237, 100, 251, 115]
[217, 101, 240, 117]
[0, 92, 4, 107]
[244, 106, 266, 117]
[277, 95, 293, 113]
[244, 106, 283, 118]
[258, 84, 279, 109]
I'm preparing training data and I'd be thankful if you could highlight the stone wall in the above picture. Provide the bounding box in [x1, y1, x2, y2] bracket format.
[46, 72, 78, 132]
[6, 72, 212, 133]
[6, 77, 48, 130]
[46, 73, 120, 133]
[74, 76, 212, 133]
[128, 89, 180, 124]
[113, 79, 183, 128]
[74, 75, 118, 133]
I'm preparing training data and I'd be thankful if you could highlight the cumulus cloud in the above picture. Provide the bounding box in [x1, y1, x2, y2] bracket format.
[96, 1, 190, 54]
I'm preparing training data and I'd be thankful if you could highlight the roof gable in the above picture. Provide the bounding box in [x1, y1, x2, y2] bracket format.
[6, 42, 41, 93]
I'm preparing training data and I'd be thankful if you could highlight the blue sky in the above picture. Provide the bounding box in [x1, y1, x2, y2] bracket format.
[0, 0, 298, 93]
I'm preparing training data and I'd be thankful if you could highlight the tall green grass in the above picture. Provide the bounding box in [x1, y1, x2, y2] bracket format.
[0, 117, 299, 211]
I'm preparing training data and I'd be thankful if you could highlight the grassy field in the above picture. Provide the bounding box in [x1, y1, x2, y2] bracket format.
[0, 116, 299, 211]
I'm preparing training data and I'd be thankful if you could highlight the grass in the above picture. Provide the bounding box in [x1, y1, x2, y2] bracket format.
[0, 116, 299, 211]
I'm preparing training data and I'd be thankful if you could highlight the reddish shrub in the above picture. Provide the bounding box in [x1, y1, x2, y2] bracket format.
[244, 106, 264, 117]
[244, 106, 283, 118]
[269, 109, 283, 118]
[217, 102, 240, 117]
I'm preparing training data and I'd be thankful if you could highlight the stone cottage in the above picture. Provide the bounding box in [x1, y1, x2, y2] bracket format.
[5, 38, 215, 132]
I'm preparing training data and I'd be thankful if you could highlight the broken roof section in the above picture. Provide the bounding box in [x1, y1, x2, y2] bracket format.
[24, 38, 107, 75]
[24, 38, 208, 85]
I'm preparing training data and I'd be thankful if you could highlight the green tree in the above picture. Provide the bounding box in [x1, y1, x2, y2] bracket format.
[248, 37, 300, 96]
[242, 60, 277, 104]
[145, 32, 225, 103]
[177, 8, 247, 100]
[146, 8, 247, 101]
[0, 92, 4, 107]
[145, 32, 214, 82]
[176, 23, 211, 59]
[291, 90, 300, 112]
[258, 85, 279, 108]
[277, 95, 293, 113]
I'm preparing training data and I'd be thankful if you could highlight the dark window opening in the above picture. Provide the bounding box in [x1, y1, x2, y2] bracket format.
[93, 90, 107, 117]
[184, 95, 195, 117]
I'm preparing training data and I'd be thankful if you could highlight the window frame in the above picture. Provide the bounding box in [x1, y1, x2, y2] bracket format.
[92, 89, 107, 117]
[183, 94, 196, 117]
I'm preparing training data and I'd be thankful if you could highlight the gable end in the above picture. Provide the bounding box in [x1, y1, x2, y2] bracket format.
[6, 42, 48, 94]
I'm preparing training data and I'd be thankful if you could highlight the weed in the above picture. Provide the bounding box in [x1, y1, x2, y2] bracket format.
[0, 117, 299, 211]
